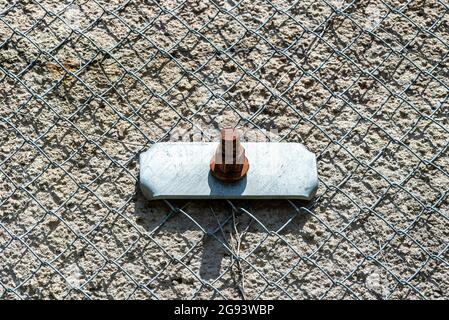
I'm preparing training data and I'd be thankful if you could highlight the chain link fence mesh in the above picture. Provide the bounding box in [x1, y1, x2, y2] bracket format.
[0, 0, 448, 299]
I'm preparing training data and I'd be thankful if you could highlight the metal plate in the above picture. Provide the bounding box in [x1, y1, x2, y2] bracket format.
[139, 142, 318, 200]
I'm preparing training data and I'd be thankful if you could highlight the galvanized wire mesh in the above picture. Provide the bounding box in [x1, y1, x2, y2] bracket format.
[0, 0, 448, 299]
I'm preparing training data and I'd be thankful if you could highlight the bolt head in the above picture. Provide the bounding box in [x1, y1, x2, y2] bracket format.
[210, 128, 249, 182]
[210, 157, 250, 182]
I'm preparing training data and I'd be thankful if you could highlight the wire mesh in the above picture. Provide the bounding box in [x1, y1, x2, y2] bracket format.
[0, 0, 448, 299]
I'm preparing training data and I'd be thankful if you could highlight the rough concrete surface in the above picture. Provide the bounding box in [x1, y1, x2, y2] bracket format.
[0, 0, 448, 299]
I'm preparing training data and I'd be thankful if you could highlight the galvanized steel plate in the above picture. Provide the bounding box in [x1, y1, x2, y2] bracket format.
[139, 142, 318, 200]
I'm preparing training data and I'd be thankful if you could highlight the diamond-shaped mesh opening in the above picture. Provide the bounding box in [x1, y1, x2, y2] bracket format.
[1, 0, 448, 300]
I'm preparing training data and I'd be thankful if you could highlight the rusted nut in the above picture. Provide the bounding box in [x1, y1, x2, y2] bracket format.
[210, 128, 249, 182]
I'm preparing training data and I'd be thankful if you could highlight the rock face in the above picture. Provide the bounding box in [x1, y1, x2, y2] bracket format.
[1, 0, 448, 301]
[140, 142, 318, 200]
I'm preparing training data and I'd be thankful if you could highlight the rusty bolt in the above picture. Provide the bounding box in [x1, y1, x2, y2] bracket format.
[210, 128, 249, 182]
